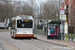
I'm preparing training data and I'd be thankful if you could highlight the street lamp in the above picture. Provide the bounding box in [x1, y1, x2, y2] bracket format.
[59, 0, 60, 19]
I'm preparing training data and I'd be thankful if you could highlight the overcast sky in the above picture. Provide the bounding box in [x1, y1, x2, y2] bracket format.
[20, 0, 47, 3]
[12, 0, 47, 6]
[12, 0, 64, 6]
[25, 0, 47, 6]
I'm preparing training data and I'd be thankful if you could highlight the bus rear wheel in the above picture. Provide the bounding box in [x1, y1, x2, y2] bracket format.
[13, 37, 16, 39]
[11, 36, 13, 38]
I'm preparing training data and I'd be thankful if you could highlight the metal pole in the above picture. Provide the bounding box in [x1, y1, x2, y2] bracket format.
[74, 0, 75, 25]
[59, 0, 63, 40]
[5, 1, 7, 30]
[59, 0, 61, 40]
[5, 18, 6, 30]
[59, 0, 60, 20]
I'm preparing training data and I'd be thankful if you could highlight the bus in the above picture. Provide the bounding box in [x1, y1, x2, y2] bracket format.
[9, 15, 34, 38]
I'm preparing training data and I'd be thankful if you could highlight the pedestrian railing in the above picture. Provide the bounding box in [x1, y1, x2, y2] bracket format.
[67, 33, 75, 42]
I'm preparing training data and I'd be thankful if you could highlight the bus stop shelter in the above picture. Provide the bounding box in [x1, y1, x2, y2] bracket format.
[47, 20, 61, 40]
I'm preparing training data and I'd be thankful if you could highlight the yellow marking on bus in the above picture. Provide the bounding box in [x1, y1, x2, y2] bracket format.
[24, 20, 29, 21]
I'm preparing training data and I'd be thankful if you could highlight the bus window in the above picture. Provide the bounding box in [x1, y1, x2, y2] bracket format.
[17, 20, 33, 28]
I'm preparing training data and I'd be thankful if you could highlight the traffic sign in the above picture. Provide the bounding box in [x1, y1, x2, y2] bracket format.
[60, 8, 64, 14]
[64, 23, 68, 34]
[60, 15, 66, 20]
[60, 8, 64, 10]
[60, 24, 63, 33]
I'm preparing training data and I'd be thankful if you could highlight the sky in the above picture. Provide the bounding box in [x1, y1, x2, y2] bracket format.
[25, 0, 47, 6]
[12, 0, 64, 6]
[13, 0, 47, 6]
[12, 0, 64, 7]
[21, 0, 47, 3]
[35, 0, 47, 3]
[35, 0, 47, 6]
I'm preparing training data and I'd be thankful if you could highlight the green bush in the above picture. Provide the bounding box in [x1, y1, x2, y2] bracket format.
[73, 35, 75, 38]
[67, 34, 75, 38]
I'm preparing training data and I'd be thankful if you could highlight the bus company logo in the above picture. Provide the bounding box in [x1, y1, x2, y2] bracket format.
[17, 30, 19, 32]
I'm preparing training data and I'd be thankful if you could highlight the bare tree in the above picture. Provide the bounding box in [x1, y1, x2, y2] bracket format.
[13, 0, 37, 18]
[38, 0, 59, 20]
[0, 1, 14, 21]
[22, 3, 33, 15]
[28, 0, 37, 18]
[0, 0, 38, 21]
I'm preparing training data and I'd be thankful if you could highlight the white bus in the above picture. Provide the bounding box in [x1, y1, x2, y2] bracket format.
[10, 15, 34, 38]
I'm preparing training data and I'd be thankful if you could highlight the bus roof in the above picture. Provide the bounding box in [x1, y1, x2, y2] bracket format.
[18, 15, 33, 19]
[12, 15, 33, 21]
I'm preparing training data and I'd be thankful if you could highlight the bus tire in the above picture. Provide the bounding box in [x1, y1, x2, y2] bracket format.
[11, 36, 13, 38]
[13, 37, 16, 39]
[27, 37, 31, 39]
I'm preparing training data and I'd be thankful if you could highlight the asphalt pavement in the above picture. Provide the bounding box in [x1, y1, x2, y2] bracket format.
[0, 30, 75, 50]
[34, 34, 75, 49]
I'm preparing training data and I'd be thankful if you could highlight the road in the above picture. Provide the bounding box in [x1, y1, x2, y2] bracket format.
[0, 30, 74, 50]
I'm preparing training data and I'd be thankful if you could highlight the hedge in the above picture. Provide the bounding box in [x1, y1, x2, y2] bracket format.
[37, 25, 43, 29]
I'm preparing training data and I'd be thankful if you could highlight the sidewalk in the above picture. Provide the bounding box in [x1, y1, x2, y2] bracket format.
[0, 29, 9, 32]
[34, 34, 75, 48]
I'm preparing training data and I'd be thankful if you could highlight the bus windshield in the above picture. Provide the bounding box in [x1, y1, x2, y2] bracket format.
[17, 20, 33, 28]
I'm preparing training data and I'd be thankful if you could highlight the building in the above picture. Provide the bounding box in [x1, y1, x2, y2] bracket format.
[61, 0, 75, 25]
